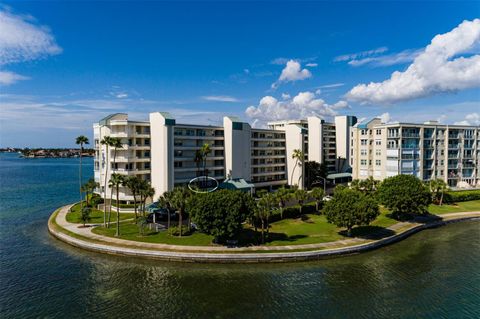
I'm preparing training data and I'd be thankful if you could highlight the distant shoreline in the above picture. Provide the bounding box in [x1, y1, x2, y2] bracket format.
[1, 149, 94, 159]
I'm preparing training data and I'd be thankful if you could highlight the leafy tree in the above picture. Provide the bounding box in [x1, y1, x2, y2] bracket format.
[294, 188, 308, 214]
[305, 161, 328, 189]
[80, 206, 92, 227]
[310, 187, 325, 211]
[108, 173, 125, 236]
[377, 174, 432, 220]
[255, 189, 268, 198]
[75, 135, 89, 211]
[291, 149, 304, 188]
[324, 188, 380, 236]
[170, 187, 192, 237]
[188, 190, 254, 243]
[274, 187, 293, 219]
[350, 177, 379, 197]
[426, 179, 448, 205]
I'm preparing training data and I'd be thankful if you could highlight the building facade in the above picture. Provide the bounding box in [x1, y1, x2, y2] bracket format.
[351, 118, 480, 187]
[94, 113, 357, 202]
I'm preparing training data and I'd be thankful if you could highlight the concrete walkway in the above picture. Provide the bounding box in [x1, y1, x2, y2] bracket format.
[49, 204, 480, 263]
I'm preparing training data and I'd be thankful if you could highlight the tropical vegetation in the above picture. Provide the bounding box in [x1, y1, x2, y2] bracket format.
[323, 188, 380, 236]
[376, 174, 432, 219]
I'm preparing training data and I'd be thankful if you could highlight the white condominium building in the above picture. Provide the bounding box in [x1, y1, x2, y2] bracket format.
[351, 118, 480, 187]
[93, 113, 357, 202]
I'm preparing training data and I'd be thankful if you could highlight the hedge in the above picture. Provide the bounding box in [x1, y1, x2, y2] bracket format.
[443, 189, 480, 204]
[269, 202, 318, 223]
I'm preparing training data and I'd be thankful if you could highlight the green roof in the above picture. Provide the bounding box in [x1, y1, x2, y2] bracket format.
[99, 113, 127, 125]
[219, 178, 254, 191]
[327, 172, 352, 179]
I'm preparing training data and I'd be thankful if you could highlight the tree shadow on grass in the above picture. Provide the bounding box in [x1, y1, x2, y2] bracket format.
[339, 226, 395, 240]
[387, 212, 443, 224]
[236, 228, 308, 246]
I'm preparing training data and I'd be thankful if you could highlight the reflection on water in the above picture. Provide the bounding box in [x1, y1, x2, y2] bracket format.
[1, 153, 479, 318]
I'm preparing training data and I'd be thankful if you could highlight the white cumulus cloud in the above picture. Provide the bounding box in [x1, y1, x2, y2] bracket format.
[0, 70, 29, 85]
[245, 91, 348, 127]
[0, 7, 62, 85]
[454, 113, 480, 126]
[0, 9, 62, 65]
[272, 60, 312, 89]
[379, 112, 392, 123]
[346, 19, 480, 104]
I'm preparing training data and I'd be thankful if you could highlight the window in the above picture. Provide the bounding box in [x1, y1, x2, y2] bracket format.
[360, 159, 367, 166]
[361, 129, 367, 135]
[174, 161, 182, 168]
[376, 160, 381, 166]
[376, 150, 381, 156]
[361, 149, 367, 156]
[376, 129, 382, 135]
[375, 140, 381, 145]
[361, 139, 368, 145]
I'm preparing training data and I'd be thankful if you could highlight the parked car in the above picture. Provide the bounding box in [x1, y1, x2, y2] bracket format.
[323, 195, 333, 201]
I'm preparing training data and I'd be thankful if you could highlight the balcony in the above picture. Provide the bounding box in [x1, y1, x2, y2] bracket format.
[112, 168, 151, 175]
[402, 133, 420, 138]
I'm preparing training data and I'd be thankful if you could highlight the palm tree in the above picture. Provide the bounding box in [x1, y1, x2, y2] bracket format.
[100, 136, 113, 227]
[201, 143, 211, 185]
[124, 176, 141, 220]
[310, 187, 325, 212]
[109, 137, 123, 214]
[291, 149, 304, 188]
[194, 150, 203, 177]
[256, 193, 276, 244]
[108, 173, 125, 236]
[158, 190, 175, 229]
[170, 187, 191, 237]
[294, 188, 308, 214]
[428, 179, 448, 205]
[76, 136, 89, 211]
[81, 178, 99, 207]
[274, 187, 292, 220]
[141, 185, 155, 216]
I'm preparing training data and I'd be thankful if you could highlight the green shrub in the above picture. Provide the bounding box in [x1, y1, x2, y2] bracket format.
[168, 225, 191, 236]
[269, 202, 317, 223]
[444, 190, 480, 203]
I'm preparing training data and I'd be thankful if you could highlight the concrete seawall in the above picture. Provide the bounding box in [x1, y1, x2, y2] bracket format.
[48, 205, 480, 263]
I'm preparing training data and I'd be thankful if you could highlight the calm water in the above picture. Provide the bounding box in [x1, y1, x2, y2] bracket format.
[0, 152, 479, 318]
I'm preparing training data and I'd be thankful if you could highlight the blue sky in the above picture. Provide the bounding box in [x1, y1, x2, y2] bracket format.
[0, 1, 479, 147]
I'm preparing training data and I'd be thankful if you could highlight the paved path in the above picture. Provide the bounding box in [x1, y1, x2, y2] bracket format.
[50, 204, 480, 262]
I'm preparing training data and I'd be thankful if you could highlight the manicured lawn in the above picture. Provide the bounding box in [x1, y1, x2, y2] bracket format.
[428, 200, 480, 215]
[92, 223, 215, 246]
[91, 209, 399, 247]
[87, 200, 480, 247]
[66, 202, 135, 224]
